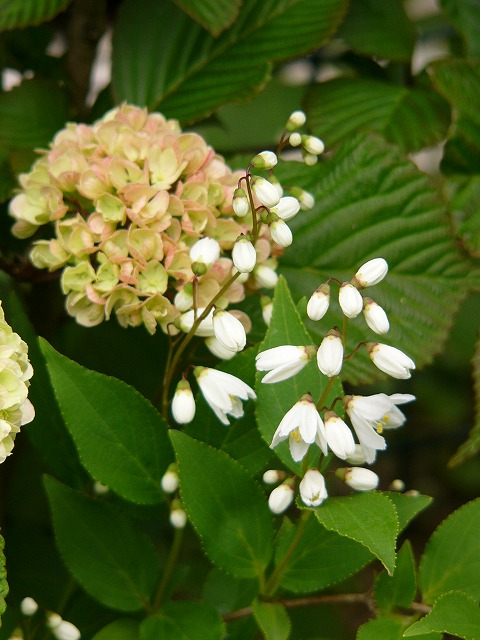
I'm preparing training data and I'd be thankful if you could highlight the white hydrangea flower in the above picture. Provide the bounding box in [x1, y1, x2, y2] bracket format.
[299, 469, 328, 507]
[256, 345, 315, 384]
[194, 367, 256, 425]
[368, 343, 415, 379]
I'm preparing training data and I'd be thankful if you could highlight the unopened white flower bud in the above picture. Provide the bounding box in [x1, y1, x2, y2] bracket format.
[289, 132, 302, 147]
[363, 298, 389, 334]
[339, 282, 363, 318]
[252, 150, 278, 170]
[286, 110, 307, 131]
[299, 469, 328, 507]
[231, 266, 249, 284]
[303, 153, 318, 166]
[354, 258, 388, 288]
[254, 264, 279, 289]
[368, 343, 415, 379]
[174, 285, 193, 312]
[270, 196, 300, 221]
[263, 469, 282, 484]
[189, 237, 220, 271]
[232, 187, 250, 217]
[20, 597, 38, 616]
[232, 236, 256, 273]
[270, 219, 292, 247]
[161, 465, 179, 493]
[170, 507, 187, 529]
[251, 176, 281, 208]
[47, 615, 81, 640]
[289, 187, 314, 210]
[389, 478, 405, 492]
[339, 467, 379, 491]
[324, 411, 356, 459]
[345, 444, 371, 466]
[93, 481, 109, 496]
[205, 336, 237, 360]
[261, 296, 273, 326]
[171, 379, 196, 424]
[213, 309, 246, 352]
[268, 482, 294, 514]
[317, 330, 343, 377]
[301, 134, 325, 156]
[269, 176, 283, 199]
[178, 308, 215, 337]
[307, 284, 330, 321]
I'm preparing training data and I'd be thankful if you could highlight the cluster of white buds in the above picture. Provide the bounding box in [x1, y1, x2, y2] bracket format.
[255, 258, 415, 510]
[285, 110, 325, 166]
[47, 613, 81, 640]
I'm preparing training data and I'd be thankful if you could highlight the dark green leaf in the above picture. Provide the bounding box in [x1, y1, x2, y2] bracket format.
[445, 175, 480, 259]
[0, 0, 71, 31]
[44, 476, 159, 612]
[170, 431, 274, 578]
[112, 0, 347, 123]
[337, 0, 415, 61]
[440, 0, 480, 56]
[252, 599, 290, 640]
[357, 617, 404, 640]
[278, 134, 468, 384]
[172, 0, 241, 36]
[140, 601, 225, 640]
[404, 590, 480, 639]
[276, 515, 373, 593]
[375, 541, 417, 612]
[383, 492, 432, 533]
[0, 149, 15, 203]
[306, 78, 450, 153]
[419, 498, 480, 603]
[92, 619, 140, 640]
[203, 568, 258, 615]
[256, 276, 342, 475]
[40, 339, 172, 505]
[0, 79, 69, 148]
[314, 492, 398, 574]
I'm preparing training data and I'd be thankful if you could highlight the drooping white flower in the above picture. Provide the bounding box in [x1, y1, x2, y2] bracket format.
[317, 330, 343, 377]
[270, 197, 300, 221]
[205, 336, 237, 360]
[212, 309, 246, 353]
[161, 465, 179, 493]
[354, 258, 388, 288]
[171, 379, 196, 424]
[268, 482, 294, 514]
[286, 110, 307, 131]
[339, 282, 363, 318]
[301, 134, 325, 156]
[270, 219, 293, 247]
[232, 187, 250, 217]
[189, 237, 220, 270]
[254, 264, 279, 289]
[178, 307, 215, 337]
[252, 150, 278, 170]
[232, 236, 256, 273]
[251, 176, 281, 208]
[194, 366, 256, 425]
[324, 411, 356, 460]
[20, 597, 38, 616]
[256, 345, 315, 384]
[363, 297, 389, 334]
[340, 467, 379, 491]
[307, 284, 330, 321]
[299, 469, 328, 507]
[271, 393, 327, 461]
[368, 343, 415, 379]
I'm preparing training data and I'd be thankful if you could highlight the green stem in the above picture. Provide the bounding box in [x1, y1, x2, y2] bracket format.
[152, 526, 184, 610]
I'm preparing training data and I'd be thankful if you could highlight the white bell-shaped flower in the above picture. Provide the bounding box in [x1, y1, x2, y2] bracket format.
[317, 330, 343, 377]
[270, 196, 300, 221]
[268, 482, 294, 514]
[307, 284, 330, 321]
[254, 264, 278, 289]
[232, 236, 256, 273]
[339, 282, 363, 318]
[189, 237, 220, 269]
[324, 411, 356, 460]
[270, 219, 293, 247]
[213, 309, 246, 353]
[368, 343, 415, 379]
[178, 308, 215, 337]
[171, 379, 196, 424]
[256, 345, 314, 384]
[299, 469, 328, 507]
[363, 297, 389, 334]
[194, 367, 256, 425]
[251, 176, 281, 208]
[205, 336, 237, 360]
[354, 258, 388, 288]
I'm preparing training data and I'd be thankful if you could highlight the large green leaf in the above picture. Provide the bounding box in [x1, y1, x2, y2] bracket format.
[358, 618, 441, 640]
[375, 541, 417, 612]
[445, 175, 480, 259]
[440, 0, 480, 56]
[92, 619, 140, 640]
[419, 498, 480, 603]
[252, 599, 290, 640]
[384, 492, 432, 533]
[306, 79, 450, 153]
[0, 534, 7, 624]
[429, 59, 480, 175]
[40, 339, 172, 505]
[256, 277, 342, 475]
[141, 602, 225, 640]
[276, 515, 373, 593]
[112, 0, 347, 123]
[0, 0, 71, 30]
[337, 0, 415, 62]
[172, 0, 241, 36]
[404, 590, 480, 639]
[277, 134, 468, 384]
[170, 431, 274, 579]
[314, 492, 398, 575]
[44, 476, 159, 612]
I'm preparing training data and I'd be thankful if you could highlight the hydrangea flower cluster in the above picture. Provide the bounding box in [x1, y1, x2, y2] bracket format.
[9, 104, 292, 335]
[0, 301, 34, 463]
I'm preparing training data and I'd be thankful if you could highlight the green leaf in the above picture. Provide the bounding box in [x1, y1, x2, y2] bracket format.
[314, 492, 398, 574]
[40, 339, 172, 505]
[0, 0, 71, 30]
[256, 276, 342, 475]
[403, 590, 480, 639]
[429, 59, 480, 175]
[445, 175, 480, 260]
[306, 78, 450, 153]
[170, 431, 274, 578]
[203, 568, 258, 616]
[375, 541, 417, 612]
[357, 617, 405, 640]
[419, 498, 480, 603]
[172, 0, 241, 36]
[92, 619, 140, 640]
[0, 149, 15, 203]
[140, 602, 225, 640]
[44, 476, 159, 612]
[252, 599, 291, 640]
[440, 0, 480, 56]
[276, 515, 373, 593]
[0, 534, 7, 624]
[278, 133, 468, 384]
[337, 0, 415, 62]
[112, 0, 347, 123]
[383, 492, 432, 533]
[0, 78, 69, 148]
